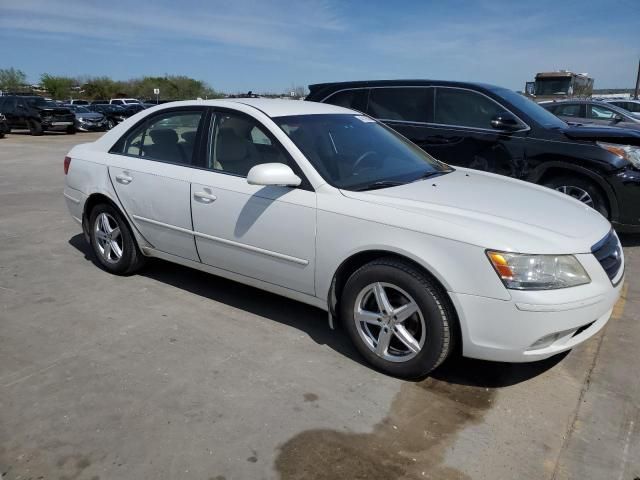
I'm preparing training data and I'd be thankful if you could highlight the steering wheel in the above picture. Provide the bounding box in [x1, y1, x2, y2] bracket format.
[352, 151, 378, 174]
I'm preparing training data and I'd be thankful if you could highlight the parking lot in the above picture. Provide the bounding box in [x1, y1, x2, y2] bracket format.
[1, 132, 638, 479]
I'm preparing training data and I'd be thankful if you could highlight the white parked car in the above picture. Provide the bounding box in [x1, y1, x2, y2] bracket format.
[64, 99, 624, 377]
[110, 98, 141, 105]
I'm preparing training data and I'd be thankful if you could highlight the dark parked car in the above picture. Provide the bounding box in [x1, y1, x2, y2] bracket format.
[86, 104, 127, 129]
[64, 104, 108, 131]
[0, 95, 75, 135]
[542, 100, 640, 131]
[306, 80, 640, 231]
[120, 103, 146, 116]
[605, 99, 640, 119]
[0, 113, 9, 138]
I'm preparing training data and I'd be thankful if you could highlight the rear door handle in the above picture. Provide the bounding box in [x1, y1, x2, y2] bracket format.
[193, 190, 217, 203]
[115, 172, 133, 184]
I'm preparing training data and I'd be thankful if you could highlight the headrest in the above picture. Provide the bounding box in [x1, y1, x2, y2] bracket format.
[217, 129, 247, 163]
[149, 128, 179, 146]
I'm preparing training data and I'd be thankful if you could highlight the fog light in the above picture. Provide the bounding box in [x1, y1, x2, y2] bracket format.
[528, 328, 575, 350]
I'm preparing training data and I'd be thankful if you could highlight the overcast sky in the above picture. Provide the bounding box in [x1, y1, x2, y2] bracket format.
[1, 0, 638, 93]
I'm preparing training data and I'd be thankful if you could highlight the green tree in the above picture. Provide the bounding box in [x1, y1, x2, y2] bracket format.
[81, 76, 117, 100]
[0, 67, 28, 92]
[40, 74, 75, 100]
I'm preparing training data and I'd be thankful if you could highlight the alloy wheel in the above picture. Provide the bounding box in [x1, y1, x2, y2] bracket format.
[353, 282, 426, 363]
[94, 212, 123, 263]
[554, 185, 594, 207]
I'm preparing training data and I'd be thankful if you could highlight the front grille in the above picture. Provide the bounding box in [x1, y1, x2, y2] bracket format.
[591, 230, 623, 282]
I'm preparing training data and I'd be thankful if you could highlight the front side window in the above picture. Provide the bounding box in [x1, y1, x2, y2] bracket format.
[113, 110, 202, 164]
[367, 87, 432, 123]
[324, 89, 368, 112]
[207, 112, 289, 176]
[434, 88, 504, 128]
[274, 114, 452, 191]
[589, 105, 617, 120]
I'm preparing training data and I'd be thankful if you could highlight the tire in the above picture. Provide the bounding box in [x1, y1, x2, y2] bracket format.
[29, 120, 43, 136]
[107, 119, 115, 130]
[543, 175, 609, 218]
[66, 125, 76, 134]
[88, 203, 146, 275]
[340, 257, 454, 378]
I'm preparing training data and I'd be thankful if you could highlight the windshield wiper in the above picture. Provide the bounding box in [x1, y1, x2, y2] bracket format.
[353, 180, 405, 191]
[411, 170, 452, 183]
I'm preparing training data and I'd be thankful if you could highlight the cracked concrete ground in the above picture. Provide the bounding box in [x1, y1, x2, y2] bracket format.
[1, 131, 638, 479]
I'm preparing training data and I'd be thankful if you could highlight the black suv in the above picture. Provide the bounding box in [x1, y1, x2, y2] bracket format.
[306, 80, 640, 231]
[0, 95, 76, 135]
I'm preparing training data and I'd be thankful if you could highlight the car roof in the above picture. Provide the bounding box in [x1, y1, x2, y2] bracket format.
[308, 79, 503, 93]
[150, 98, 355, 118]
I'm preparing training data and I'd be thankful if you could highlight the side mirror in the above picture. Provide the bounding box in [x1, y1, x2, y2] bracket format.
[612, 114, 624, 123]
[490, 112, 522, 131]
[247, 163, 301, 187]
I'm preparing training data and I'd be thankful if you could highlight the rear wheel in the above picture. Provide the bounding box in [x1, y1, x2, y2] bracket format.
[28, 120, 43, 136]
[340, 258, 454, 378]
[543, 175, 609, 218]
[88, 204, 146, 275]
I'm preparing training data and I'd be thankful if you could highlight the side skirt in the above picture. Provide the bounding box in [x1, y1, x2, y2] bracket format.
[141, 247, 328, 312]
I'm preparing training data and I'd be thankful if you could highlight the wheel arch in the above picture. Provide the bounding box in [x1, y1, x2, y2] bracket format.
[327, 249, 461, 350]
[528, 162, 619, 219]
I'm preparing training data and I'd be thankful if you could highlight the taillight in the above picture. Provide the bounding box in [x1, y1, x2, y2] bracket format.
[64, 156, 71, 175]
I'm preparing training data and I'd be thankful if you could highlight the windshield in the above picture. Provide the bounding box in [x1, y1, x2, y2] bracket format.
[274, 114, 452, 190]
[535, 78, 571, 96]
[492, 88, 567, 129]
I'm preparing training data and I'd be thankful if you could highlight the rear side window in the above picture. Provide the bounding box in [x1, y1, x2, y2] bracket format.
[111, 110, 203, 165]
[554, 104, 583, 117]
[367, 87, 432, 123]
[434, 88, 504, 129]
[324, 89, 368, 112]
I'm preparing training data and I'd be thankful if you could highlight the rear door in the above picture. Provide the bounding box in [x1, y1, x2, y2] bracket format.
[551, 103, 586, 123]
[190, 109, 316, 295]
[106, 107, 205, 261]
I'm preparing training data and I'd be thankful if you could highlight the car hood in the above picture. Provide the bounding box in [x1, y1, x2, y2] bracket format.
[75, 112, 104, 120]
[340, 168, 611, 254]
[562, 125, 640, 146]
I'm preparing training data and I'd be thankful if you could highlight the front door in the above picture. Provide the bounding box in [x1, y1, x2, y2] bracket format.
[107, 108, 205, 261]
[190, 109, 316, 295]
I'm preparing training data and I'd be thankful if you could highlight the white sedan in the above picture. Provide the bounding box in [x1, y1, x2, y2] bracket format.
[64, 99, 624, 378]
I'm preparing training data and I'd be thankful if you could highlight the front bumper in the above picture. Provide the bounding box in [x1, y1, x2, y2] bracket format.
[609, 167, 640, 229]
[450, 252, 624, 363]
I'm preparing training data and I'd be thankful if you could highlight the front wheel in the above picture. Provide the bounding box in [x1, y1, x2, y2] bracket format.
[89, 204, 146, 275]
[106, 119, 115, 130]
[340, 258, 454, 378]
[543, 176, 609, 218]
[66, 125, 76, 134]
[28, 120, 43, 136]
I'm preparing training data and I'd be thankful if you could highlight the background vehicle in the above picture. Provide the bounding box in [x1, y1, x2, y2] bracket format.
[0, 95, 75, 135]
[120, 103, 146, 116]
[542, 99, 640, 131]
[606, 99, 640, 118]
[0, 113, 8, 138]
[64, 99, 622, 378]
[110, 98, 141, 105]
[525, 71, 594, 101]
[91, 100, 109, 105]
[68, 99, 90, 105]
[86, 104, 127, 129]
[64, 104, 107, 131]
[307, 80, 640, 231]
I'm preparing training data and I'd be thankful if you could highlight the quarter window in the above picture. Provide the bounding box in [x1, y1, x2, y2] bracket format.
[434, 88, 504, 129]
[367, 87, 432, 123]
[113, 110, 203, 165]
[207, 112, 289, 177]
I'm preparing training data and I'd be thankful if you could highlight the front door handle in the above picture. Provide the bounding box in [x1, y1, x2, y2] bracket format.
[115, 172, 133, 184]
[193, 190, 217, 203]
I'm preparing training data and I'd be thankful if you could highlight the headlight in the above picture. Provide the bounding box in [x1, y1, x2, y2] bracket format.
[487, 251, 591, 290]
[598, 142, 640, 168]
[77, 117, 84, 122]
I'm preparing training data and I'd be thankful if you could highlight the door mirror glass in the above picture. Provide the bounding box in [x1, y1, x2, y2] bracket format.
[247, 163, 301, 187]
[490, 112, 522, 131]
[613, 114, 624, 123]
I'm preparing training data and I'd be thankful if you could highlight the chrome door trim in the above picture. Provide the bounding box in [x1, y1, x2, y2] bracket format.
[132, 214, 309, 266]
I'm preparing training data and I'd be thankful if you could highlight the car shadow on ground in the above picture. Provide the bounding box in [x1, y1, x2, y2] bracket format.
[620, 233, 640, 247]
[69, 233, 568, 388]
